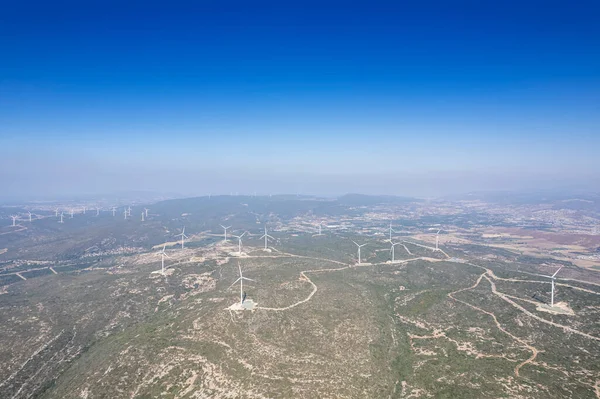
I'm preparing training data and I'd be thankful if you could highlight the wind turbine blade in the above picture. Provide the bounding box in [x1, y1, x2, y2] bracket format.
[242, 277, 255, 282]
[240, 231, 247, 238]
[238, 262, 243, 277]
[228, 278, 242, 290]
[266, 235, 274, 239]
[351, 240, 358, 246]
[260, 234, 266, 239]
[552, 267, 563, 278]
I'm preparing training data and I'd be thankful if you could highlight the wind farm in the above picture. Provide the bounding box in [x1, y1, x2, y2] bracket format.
[0, 193, 599, 399]
[1, 1, 599, 397]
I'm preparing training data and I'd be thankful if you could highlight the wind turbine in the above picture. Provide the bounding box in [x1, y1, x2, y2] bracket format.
[141, 212, 145, 222]
[315, 222, 324, 236]
[54, 208, 59, 217]
[232, 231, 247, 254]
[10, 215, 17, 227]
[70, 208, 74, 218]
[144, 208, 149, 218]
[123, 209, 128, 220]
[390, 241, 401, 263]
[82, 206, 86, 215]
[156, 244, 170, 275]
[127, 206, 132, 217]
[543, 267, 563, 307]
[112, 207, 116, 217]
[59, 212, 64, 223]
[220, 225, 231, 242]
[176, 227, 188, 249]
[96, 207, 100, 216]
[228, 263, 255, 304]
[352, 240, 367, 264]
[435, 229, 441, 251]
[28, 211, 32, 222]
[260, 226, 274, 250]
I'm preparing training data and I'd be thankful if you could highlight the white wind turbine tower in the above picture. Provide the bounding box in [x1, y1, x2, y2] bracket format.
[59, 212, 64, 223]
[220, 225, 231, 242]
[144, 208, 149, 218]
[176, 227, 188, 249]
[315, 222, 324, 236]
[82, 206, 86, 215]
[141, 212, 145, 221]
[10, 215, 17, 227]
[156, 244, 170, 275]
[228, 263, 255, 304]
[70, 208, 74, 218]
[54, 208, 59, 217]
[232, 231, 247, 254]
[28, 212, 32, 222]
[123, 209, 128, 220]
[96, 207, 100, 216]
[390, 241, 401, 263]
[127, 206, 132, 217]
[435, 229, 441, 251]
[260, 226, 274, 250]
[543, 266, 563, 307]
[352, 240, 367, 264]
[112, 207, 116, 217]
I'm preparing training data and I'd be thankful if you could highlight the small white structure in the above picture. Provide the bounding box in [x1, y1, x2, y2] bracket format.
[260, 227, 274, 250]
[228, 263, 256, 308]
[352, 240, 367, 264]
[155, 244, 170, 275]
[389, 241, 401, 263]
[543, 266, 562, 307]
[220, 225, 231, 242]
[176, 226, 188, 249]
[232, 232, 247, 255]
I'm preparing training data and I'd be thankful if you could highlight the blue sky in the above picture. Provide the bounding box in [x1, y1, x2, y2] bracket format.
[1, 1, 599, 198]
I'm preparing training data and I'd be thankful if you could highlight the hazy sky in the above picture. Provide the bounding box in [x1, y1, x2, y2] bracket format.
[1, 1, 599, 198]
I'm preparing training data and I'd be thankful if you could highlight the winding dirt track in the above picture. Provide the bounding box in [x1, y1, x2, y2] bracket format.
[255, 253, 442, 311]
[248, 248, 599, 386]
[447, 273, 539, 377]
[485, 269, 600, 295]
[484, 273, 600, 341]
[255, 254, 349, 311]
